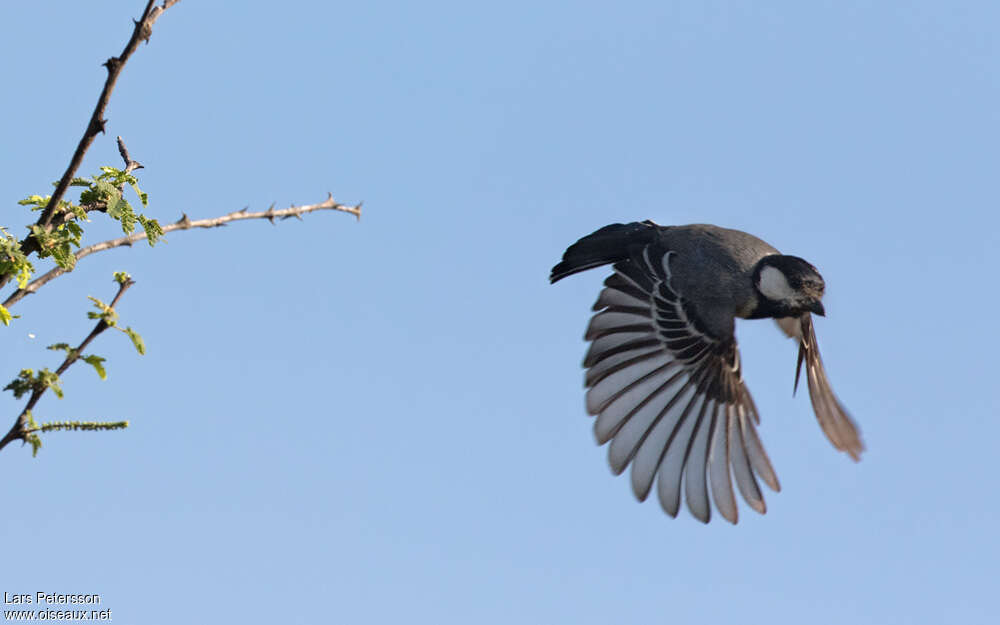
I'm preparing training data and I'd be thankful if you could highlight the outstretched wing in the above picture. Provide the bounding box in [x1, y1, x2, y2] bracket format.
[584, 244, 780, 524]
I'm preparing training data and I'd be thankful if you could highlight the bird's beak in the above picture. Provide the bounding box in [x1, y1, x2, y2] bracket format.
[809, 300, 826, 316]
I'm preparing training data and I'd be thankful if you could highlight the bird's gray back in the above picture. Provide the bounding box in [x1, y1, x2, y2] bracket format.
[656, 224, 780, 336]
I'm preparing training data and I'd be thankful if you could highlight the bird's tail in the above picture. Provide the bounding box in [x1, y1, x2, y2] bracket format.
[795, 314, 865, 461]
[549, 221, 659, 283]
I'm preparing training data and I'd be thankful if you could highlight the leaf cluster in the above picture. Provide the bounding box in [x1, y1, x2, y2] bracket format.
[87, 294, 145, 355]
[4, 368, 63, 400]
[0, 228, 34, 325]
[0, 227, 34, 290]
[78, 167, 161, 244]
[3, 279, 145, 456]
[13, 167, 163, 277]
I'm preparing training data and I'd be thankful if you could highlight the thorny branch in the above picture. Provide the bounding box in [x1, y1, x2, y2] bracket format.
[3, 0, 362, 458]
[117, 135, 144, 175]
[2, 196, 361, 310]
[0, 279, 135, 453]
[0, 0, 179, 290]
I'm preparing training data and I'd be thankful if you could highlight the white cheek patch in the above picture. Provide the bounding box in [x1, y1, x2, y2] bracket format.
[758, 265, 797, 301]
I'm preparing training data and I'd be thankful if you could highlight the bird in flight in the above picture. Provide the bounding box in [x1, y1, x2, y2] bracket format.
[550, 221, 863, 524]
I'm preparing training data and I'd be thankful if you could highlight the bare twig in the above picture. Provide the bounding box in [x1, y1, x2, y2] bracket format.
[117, 136, 143, 174]
[0, 0, 179, 290]
[0, 279, 134, 453]
[2, 195, 361, 309]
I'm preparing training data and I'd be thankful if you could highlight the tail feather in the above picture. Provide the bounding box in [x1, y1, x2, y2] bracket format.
[798, 315, 864, 461]
[549, 221, 659, 283]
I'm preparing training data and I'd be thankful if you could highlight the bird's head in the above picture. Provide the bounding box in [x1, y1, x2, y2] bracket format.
[753, 255, 826, 317]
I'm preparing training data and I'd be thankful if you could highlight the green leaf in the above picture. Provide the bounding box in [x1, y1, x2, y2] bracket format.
[37, 369, 63, 399]
[65, 221, 83, 240]
[79, 185, 100, 206]
[47, 342, 73, 354]
[51, 248, 73, 270]
[129, 181, 149, 208]
[91, 168, 150, 232]
[47, 240, 75, 270]
[82, 354, 107, 380]
[104, 190, 138, 235]
[113, 271, 131, 285]
[1, 227, 35, 289]
[105, 193, 126, 221]
[17, 263, 35, 289]
[17, 194, 49, 209]
[68, 202, 88, 221]
[23, 411, 41, 457]
[3, 368, 62, 399]
[4, 369, 36, 399]
[123, 326, 145, 355]
[87, 295, 118, 325]
[0, 304, 11, 327]
[27, 433, 42, 457]
[29, 223, 82, 270]
[138, 215, 163, 246]
[16, 264, 31, 289]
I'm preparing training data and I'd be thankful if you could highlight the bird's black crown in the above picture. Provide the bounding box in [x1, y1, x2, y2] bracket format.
[751, 255, 826, 318]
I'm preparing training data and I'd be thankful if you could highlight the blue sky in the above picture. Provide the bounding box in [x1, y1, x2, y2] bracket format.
[1, 1, 998, 623]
